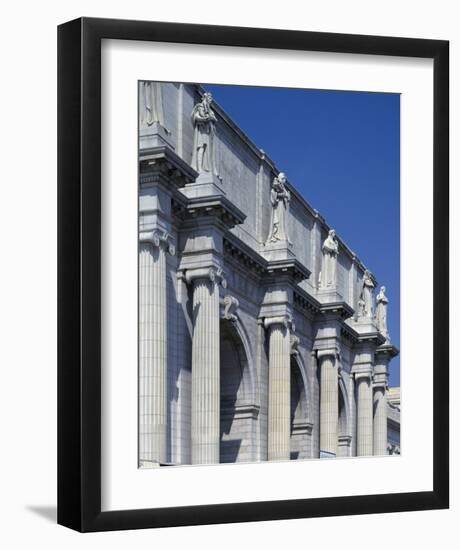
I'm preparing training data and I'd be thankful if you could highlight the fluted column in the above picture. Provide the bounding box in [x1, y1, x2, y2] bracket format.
[187, 267, 225, 465]
[318, 350, 338, 457]
[356, 370, 373, 456]
[265, 316, 292, 461]
[373, 363, 389, 455]
[139, 230, 174, 465]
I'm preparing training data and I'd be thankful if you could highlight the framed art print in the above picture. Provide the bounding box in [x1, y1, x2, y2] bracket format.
[57, 17, 449, 531]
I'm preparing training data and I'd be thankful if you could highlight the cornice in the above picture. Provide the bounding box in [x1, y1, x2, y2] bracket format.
[184, 195, 246, 229]
[318, 300, 354, 320]
[139, 145, 198, 188]
[376, 342, 400, 358]
[265, 257, 311, 285]
[293, 287, 321, 316]
[223, 234, 267, 276]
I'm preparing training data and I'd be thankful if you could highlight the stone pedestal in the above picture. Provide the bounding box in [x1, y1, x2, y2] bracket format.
[356, 370, 373, 456]
[138, 230, 174, 466]
[318, 349, 338, 457]
[187, 267, 224, 464]
[265, 316, 291, 461]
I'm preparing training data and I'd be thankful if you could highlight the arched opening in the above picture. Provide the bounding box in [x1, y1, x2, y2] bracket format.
[220, 320, 256, 463]
[337, 378, 351, 457]
[290, 357, 311, 460]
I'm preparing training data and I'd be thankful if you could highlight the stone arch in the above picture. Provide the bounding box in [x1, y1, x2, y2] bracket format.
[290, 353, 313, 460]
[219, 318, 257, 463]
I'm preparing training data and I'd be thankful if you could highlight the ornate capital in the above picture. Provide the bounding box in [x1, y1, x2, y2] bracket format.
[264, 312, 294, 332]
[316, 347, 340, 362]
[140, 229, 175, 255]
[185, 266, 226, 287]
[353, 365, 373, 381]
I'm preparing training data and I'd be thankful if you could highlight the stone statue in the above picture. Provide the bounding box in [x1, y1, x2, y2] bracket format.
[376, 286, 390, 339]
[191, 92, 218, 174]
[320, 229, 339, 288]
[266, 172, 291, 244]
[141, 81, 165, 126]
[360, 269, 375, 318]
[357, 297, 366, 318]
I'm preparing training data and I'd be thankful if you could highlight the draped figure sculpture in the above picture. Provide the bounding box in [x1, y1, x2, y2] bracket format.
[266, 172, 291, 244]
[320, 229, 339, 288]
[360, 269, 375, 318]
[141, 81, 165, 126]
[376, 286, 390, 340]
[191, 92, 218, 175]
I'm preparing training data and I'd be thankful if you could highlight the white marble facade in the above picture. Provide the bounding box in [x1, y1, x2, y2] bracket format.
[138, 82, 400, 467]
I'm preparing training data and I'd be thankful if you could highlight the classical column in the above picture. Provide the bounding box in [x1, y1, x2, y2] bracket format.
[356, 369, 373, 456]
[373, 362, 389, 456]
[265, 316, 292, 461]
[138, 230, 174, 466]
[186, 267, 225, 465]
[318, 349, 338, 457]
[373, 387, 387, 456]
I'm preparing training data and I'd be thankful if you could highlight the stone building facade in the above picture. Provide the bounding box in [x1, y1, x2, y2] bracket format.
[138, 81, 400, 467]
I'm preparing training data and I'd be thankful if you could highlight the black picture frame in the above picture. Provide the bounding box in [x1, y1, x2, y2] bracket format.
[57, 17, 449, 532]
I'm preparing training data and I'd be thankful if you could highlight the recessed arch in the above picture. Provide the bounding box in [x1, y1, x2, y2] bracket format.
[219, 318, 257, 463]
[290, 353, 313, 460]
[338, 374, 352, 456]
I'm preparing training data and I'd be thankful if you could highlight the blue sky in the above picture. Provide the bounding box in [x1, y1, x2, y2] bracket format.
[205, 84, 400, 387]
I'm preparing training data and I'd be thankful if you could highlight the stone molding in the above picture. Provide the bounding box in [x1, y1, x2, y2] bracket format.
[291, 419, 314, 435]
[221, 402, 260, 421]
[338, 434, 352, 447]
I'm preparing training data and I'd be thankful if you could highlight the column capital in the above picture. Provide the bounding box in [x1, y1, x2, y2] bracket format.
[353, 364, 373, 381]
[316, 347, 339, 362]
[263, 312, 294, 331]
[185, 266, 227, 288]
[373, 364, 389, 389]
[140, 229, 175, 255]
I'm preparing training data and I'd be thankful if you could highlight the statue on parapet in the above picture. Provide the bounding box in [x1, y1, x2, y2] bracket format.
[266, 172, 291, 245]
[376, 285, 390, 340]
[319, 229, 339, 288]
[191, 92, 218, 175]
